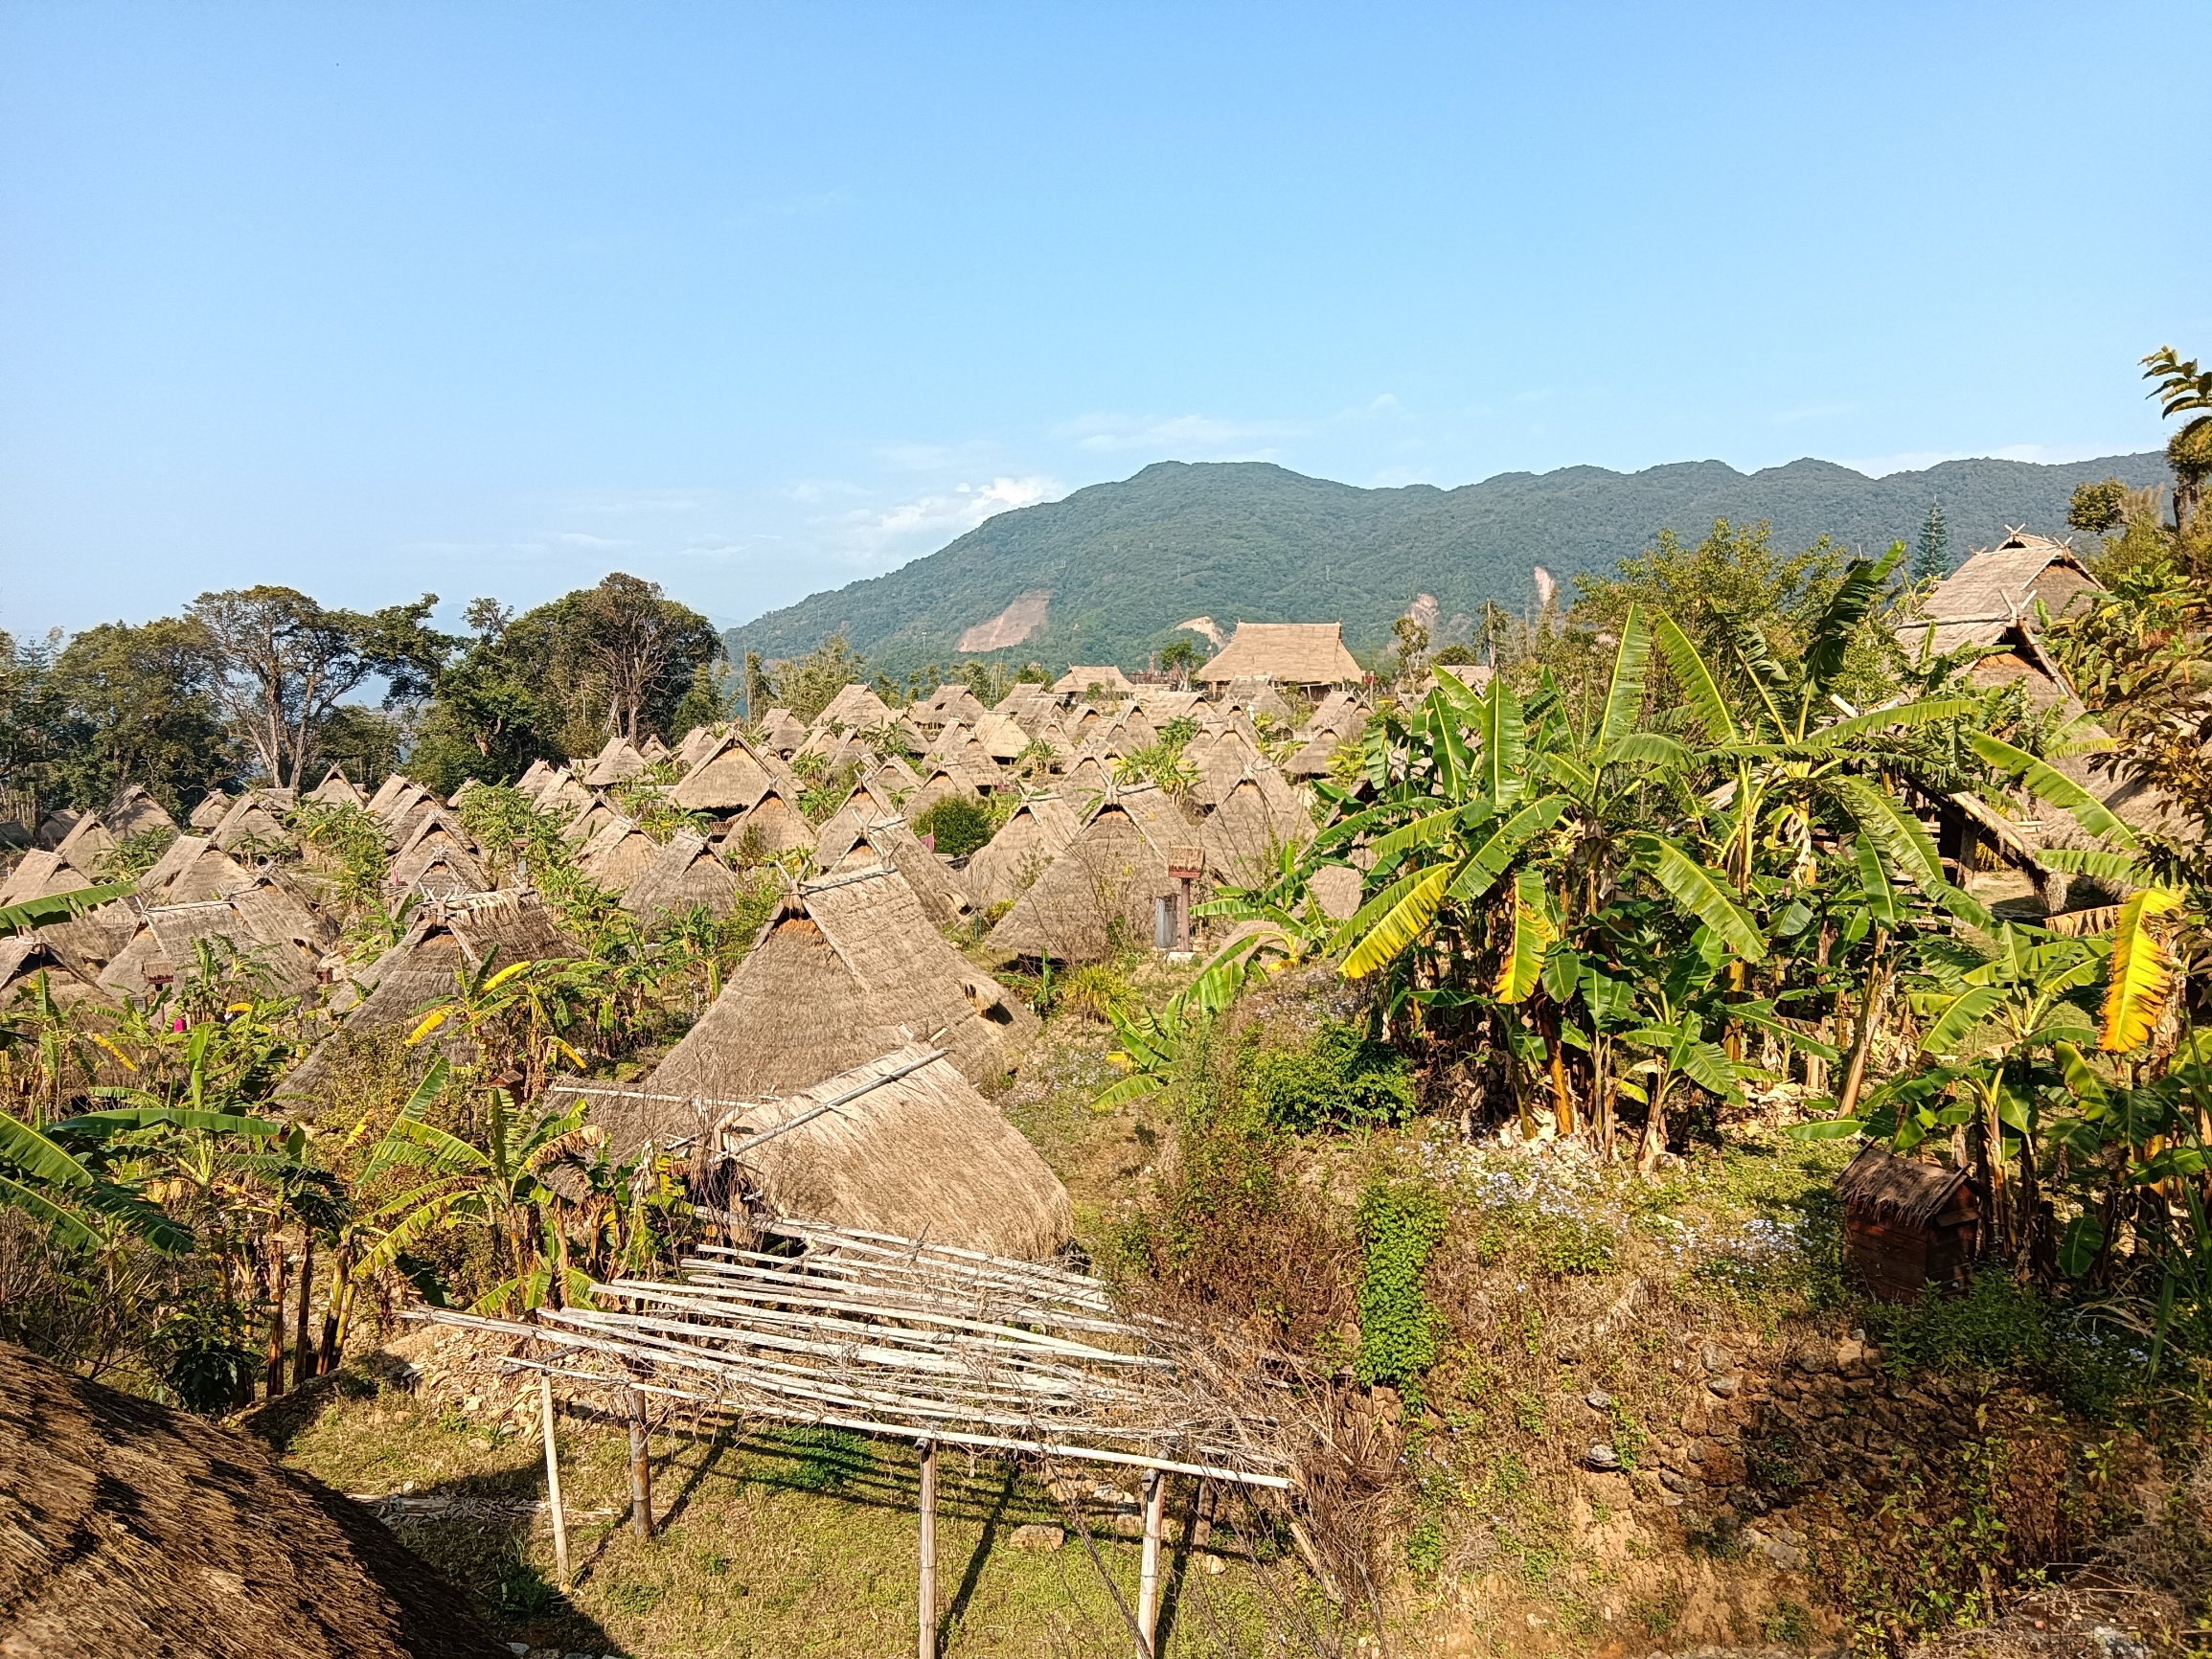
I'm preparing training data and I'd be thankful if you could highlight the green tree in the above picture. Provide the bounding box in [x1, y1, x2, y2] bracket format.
[501, 575, 721, 755]
[1913, 501, 1951, 581]
[2143, 344, 2212, 529]
[2066, 478, 2128, 537]
[47, 619, 239, 813]
[771, 633, 867, 725]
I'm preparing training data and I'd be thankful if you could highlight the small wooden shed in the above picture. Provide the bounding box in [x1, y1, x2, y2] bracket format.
[1836, 1145, 1979, 1302]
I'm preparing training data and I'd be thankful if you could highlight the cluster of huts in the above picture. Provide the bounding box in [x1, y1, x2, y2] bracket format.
[0, 624, 1379, 1261]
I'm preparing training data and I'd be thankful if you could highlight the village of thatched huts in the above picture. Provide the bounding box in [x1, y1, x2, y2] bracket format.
[960, 792, 1082, 909]
[1196, 621, 1365, 692]
[691, 1042, 1073, 1260]
[97, 879, 334, 1002]
[592, 864, 1036, 1154]
[0, 1340, 510, 1658]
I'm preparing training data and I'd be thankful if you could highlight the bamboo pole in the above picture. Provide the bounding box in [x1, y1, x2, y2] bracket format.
[540, 1374, 570, 1585]
[292, 1234, 315, 1390]
[1136, 1467, 1165, 1654]
[917, 1439, 938, 1659]
[627, 1388, 655, 1541]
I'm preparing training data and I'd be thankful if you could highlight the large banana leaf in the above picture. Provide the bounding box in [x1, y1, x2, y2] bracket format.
[1493, 869, 1551, 1004]
[1473, 682, 1527, 805]
[1796, 697, 1977, 750]
[1597, 604, 1652, 750]
[1800, 546, 1903, 704]
[1919, 985, 2005, 1056]
[1627, 835, 1767, 961]
[2099, 888, 2180, 1054]
[1835, 778, 1946, 891]
[1342, 864, 1456, 979]
[0, 881, 136, 938]
[1444, 793, 1567, 902]
[1653, 614, 1739, 744]
[1968, 733, 2137, 848]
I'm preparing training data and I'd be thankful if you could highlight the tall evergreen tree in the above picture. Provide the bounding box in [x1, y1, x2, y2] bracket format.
[1913, 501, 1950, 583]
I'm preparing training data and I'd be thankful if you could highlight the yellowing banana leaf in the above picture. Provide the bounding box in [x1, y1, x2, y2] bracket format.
[2099, 887, 2180, 1054]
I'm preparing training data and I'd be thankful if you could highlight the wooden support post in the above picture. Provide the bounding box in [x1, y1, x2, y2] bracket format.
[1137, 1466, 1165, 1654]
[627, 1387, 655, 1541]
[917, 1439, 938, 1659]
[540, 1374, 570, 1586]
[292, 1235, 315, 1391]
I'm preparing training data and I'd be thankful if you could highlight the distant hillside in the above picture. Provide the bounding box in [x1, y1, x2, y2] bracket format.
[726, 452, 2169, 680]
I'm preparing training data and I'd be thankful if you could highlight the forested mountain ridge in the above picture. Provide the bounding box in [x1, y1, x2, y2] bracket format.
[727, 451, 2171, 677]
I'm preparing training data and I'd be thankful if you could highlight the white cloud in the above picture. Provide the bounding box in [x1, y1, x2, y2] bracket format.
[554, 531, 631, 550]
[824, 474, 1064, 568]
[1055, 411, 1306, 456]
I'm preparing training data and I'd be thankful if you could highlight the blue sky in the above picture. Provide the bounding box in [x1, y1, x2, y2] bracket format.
[4, 2, 2206, 638]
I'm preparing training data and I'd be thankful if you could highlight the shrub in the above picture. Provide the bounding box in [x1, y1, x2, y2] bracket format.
[912, 795, 996, 859]
[1871, 1272, 2052, 1377]
[1246, 1021, 1415, 1133]
[1356, 1178, 1447, 1395]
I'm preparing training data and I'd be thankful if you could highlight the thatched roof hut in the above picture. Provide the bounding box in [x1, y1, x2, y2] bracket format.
[136, 837, 256, 906]
[673, 722, 727, 769]
[0, 851, 92, 909]
[983, 787, 1187, 965]
[902, 761, 979, 825]
[283, 892, 578, 1093]
[813, 808, 971, 925]
[638, 734, 671, 763]
[187, 792, 232, 830]
[209, 792, 294, 853]
[1131, 689, 1204, 722]
[1836, 1145, 1979, 1303]
[757, 708, 807, 756]
[672, 732, 779, 812]
[52, 814, 114, 872]
[580, 735, 650, 787]
[305, 765, 366, 807]
[962, 793, 1083, 908]
[1200, 768, 1313, 885]
[97, 890, 326, 1002]
[513, 758, 554, 797]
[621, 830, 740, 920]
[816, 683, 895, 732]
[0, 938, 112, 1010]
[1051, 665, 1135, 698]
[1197, 622, 1364, 690]
[699, 1044, 1072, 1261]
[598, 865, 1037, 1154]
[0, 1339, 508, 1658]
[718, 782, 814, 860]
[571, 814, 657, 893]
[365, 773, 412, 815]
[103, 784, 178, 840]
[909, 682, 989, 730]
[969, 710, 1031, 761]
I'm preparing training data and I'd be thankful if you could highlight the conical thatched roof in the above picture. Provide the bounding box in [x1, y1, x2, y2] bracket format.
[718, 784, 814, 860]
[816, 683, 895, 731]
[982, 790, 1182, 965]
[909, 683, 989, 730]
[575, 814, 658, 893]
[365, 773, 413, 815]
[901, 761, 978, 825]
[0, 938, 112, 1010]
[210, 793, 294, 853]
[103, 784, 178, 840]
[306, 766, 366, 807]
[0, 851, 92, 909]
[672, 732, 778, 812]
[1051, 665, 1135, 697]
[136, 838, 257, 906]
[581, 735, 649, 787]
[962, 794, 1083, 908]
[674, 722, 727, 769]
[386, 811, 488, 896]
[187, 792, 232, 830]
[621, 830, 741, 920]
[52, 814, 114, 872]
[700, 1044, 1071, 1261]
[602, 866, 1036, 1154]
[638, 735, 671, 763]
[33, 808, 80, 851]
[559, 793, 619, 845]
[513, 758, 554, 797]
[1200, 769, 1313, 885]
[1131, 689, 1205, 722]
[0, 1339, 507, 1659]
[969, 710, 1031, 761]
[283, 892, 578, 1092]
[758, 708, 807, 756]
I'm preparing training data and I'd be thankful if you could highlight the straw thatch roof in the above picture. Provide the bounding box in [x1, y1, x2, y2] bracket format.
[1197, 622, 1364, 688]
[1052, 665, 1135, 698]
[969, 710, 1031, 761]
[757, 708, 807, 756]
[1217, 677, 1298, 724]
[559, 793, 619, 846]
[909, 683, 989, 730]
[97, 891, 325, 1001]
[1836, 1145, 1973, 1227]
[1189, 728, 1266, 807]
[574, 814, 658, 893]
[1911, 532, 2096, 654]
[0, 851, 92, 909]
[52, 814, 114, 872]
[103, 784, 177, 840]
[902, 761, 979, 825]
[1200, 768, 1313, 885]
[0, 1339, 508, 1659]
[137, 838, 259, 906]
[1132, 689, 1205, 722]
[809, 684, 890, 732]
[813, 808, 971, 925]
[33, 809, 80, 851]
[580, 735, 650, 787]
[672, 732, 778, 812]
[718, 784, 814, 860]
[621, 830, 741, 920]
[187, 792, 232, 830]
[674, 722, 727, 769]
[701, 1044, 1072, 1261]
[209, 792, 294, 853]
[603, 866, 1037, 1154]
[983, 789, 1184, 964]
[365, 773, 412, 815]
[305, 766, 366, 807]
[513, 758, 554, 797]
[0, 938, 112, 1010]
[283, 892, 578, 1092]
[962, 793, 1083, 908]
[639, 734, 671, 763]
